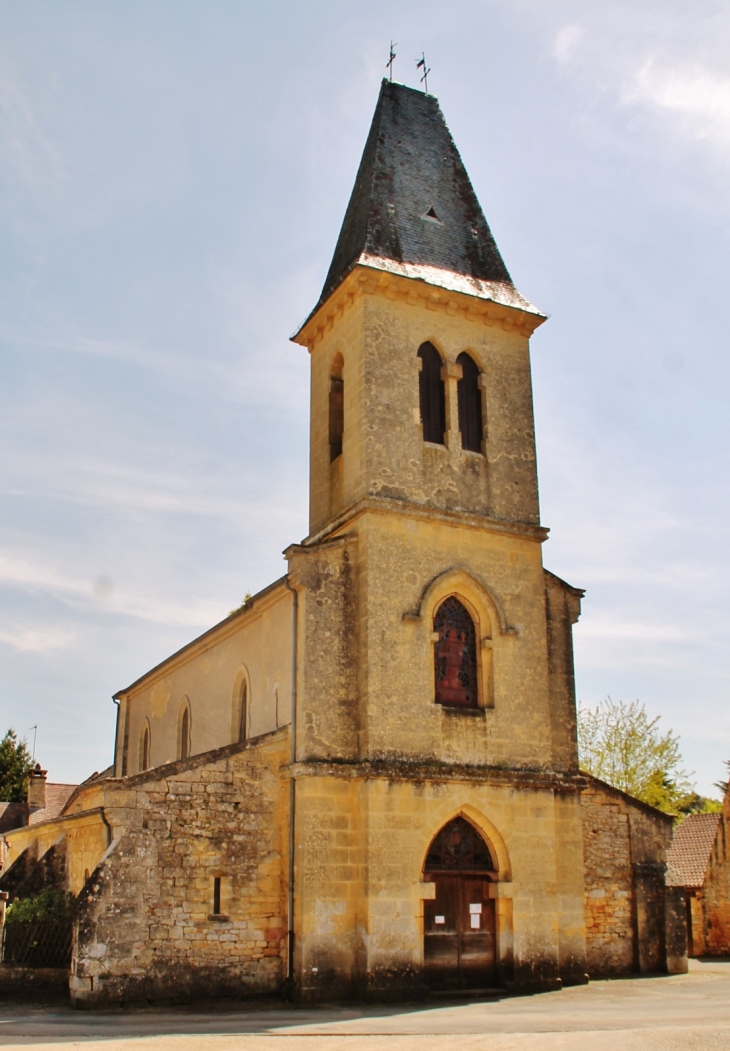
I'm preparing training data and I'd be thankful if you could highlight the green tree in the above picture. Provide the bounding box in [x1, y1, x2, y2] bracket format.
[0, 728, 34, 802]
[714, 760, 730, 798]
[577, 698, 701, 816]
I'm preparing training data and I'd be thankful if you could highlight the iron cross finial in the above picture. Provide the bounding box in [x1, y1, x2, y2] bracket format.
[416, 52, 431, 94]
[386, 41, 397, 81]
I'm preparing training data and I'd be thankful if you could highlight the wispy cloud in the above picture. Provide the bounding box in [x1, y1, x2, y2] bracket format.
[0, 51, 64, 195]
[0, 624, 77, 653]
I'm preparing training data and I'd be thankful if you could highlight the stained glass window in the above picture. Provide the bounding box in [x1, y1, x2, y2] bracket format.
[425, 816, 494, 872]
[434, 596, 478, 707]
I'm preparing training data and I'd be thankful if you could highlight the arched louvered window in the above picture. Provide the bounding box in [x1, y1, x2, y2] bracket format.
[140, 723, 150, 772]
[456, 352, 483, 453]
[180, 705, 190, 760]
[434, 596, 478, 708]
[329, 353, 344, 462]
[418, 342, 445, 445]
[238, 681, 248, 743]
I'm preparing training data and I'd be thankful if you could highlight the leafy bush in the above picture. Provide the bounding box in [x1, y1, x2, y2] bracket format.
[5, 888, 74, 924]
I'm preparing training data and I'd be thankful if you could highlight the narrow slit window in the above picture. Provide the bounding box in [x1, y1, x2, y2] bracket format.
[417, 342, 445, 445]
[140, 725, 150, 772]
[238, 682, 248, 743]
[180, 707, 190, 760]
[213, 876, 221, 915]
[456, 352, 483, 453]
[329, 354, 344, 462]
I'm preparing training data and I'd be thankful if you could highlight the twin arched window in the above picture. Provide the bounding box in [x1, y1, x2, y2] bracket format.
[418, 342, 446, 444]
[417, 343, 483, 452]
[434, 596, 478, 708]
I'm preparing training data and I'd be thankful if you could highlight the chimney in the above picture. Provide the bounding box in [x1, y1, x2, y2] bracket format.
[27, 764, 47, 810]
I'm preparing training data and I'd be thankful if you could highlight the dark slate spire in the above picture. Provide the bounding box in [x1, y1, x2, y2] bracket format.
[310, 80, 537, 319]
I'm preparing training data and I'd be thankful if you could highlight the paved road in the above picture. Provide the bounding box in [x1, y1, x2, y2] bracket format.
[1, 959, 728, 1051]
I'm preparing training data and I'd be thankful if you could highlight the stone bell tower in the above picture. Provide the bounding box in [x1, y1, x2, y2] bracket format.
[287, 79, 587, 999]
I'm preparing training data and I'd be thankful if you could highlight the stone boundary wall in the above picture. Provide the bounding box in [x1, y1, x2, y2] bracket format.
[581, 777, 677, 977]
[581, 783, 634, 975]
[71, 731, 289, 1005]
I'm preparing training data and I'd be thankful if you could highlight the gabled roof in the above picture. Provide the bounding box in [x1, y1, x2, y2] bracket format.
[29, 783, 78, 825]
[666, 812, 721, 889]
[302, 79, 539, 328]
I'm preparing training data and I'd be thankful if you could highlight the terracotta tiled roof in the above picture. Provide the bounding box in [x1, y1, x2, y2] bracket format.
[28, 783, 78, 825]
[666, 812, 720, 890]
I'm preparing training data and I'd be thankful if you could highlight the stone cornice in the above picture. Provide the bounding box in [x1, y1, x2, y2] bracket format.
[292, 264, 547, 351]
[301, 494, 548, 549]
[285, 757, 585, 794]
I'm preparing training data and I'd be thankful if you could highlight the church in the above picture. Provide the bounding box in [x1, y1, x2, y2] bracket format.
[1, 79, 686, 1004]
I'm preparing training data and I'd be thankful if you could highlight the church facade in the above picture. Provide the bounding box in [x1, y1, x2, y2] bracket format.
[1, 80, 686, 1004]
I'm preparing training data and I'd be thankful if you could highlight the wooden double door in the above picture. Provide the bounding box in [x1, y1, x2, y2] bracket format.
[424, 876, 496, 989]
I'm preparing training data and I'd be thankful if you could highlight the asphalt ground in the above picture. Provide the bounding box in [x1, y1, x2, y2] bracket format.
[0, 958, 728, 1051]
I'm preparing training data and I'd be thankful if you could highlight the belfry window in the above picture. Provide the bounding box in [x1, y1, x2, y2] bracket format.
[418, 342, 445, 445]
[456, 352, 483, 453]
[434, 596, 478, 708]
[329, 353, 344, 462]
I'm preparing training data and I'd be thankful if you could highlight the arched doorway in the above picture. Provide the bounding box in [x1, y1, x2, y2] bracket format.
[423, 816, 498, 989]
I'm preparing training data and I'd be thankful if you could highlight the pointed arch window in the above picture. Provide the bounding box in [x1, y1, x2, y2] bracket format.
[179, 704, 190, 761]
[456, 352, 483, 453]
[424, 817, 494, 873]
[139, 723, 150, 772]
[434, 596, 478, 708]
[418, 342, 445, 445]
[238, 681, 248, 744]
[329, 353, 344, 462]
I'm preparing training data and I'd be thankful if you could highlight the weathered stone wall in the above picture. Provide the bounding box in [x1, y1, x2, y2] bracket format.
[303, 273, 542, 537]
[703, 795, 730, 954]
[544, 571, 582, 774]
[293, 766, 587, 1000]
[287, 534, 360, 763]
[581, 782, 635, 975]
[71, 731, 289, 1005]
[581, 778, 676, 977]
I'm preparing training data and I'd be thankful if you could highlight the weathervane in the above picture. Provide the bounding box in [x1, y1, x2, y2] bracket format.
[386, 41, 397, 81]
[416, 52, 431, 94]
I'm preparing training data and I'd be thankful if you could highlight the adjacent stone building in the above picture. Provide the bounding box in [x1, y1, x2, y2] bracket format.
[667, 793, 730, 956]
[1, 79, 686, 1004]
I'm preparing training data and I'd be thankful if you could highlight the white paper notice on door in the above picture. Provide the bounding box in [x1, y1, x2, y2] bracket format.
[469, 903, 482, 914]
[435, 916, 445, 924]
[470, 914, 480, 929]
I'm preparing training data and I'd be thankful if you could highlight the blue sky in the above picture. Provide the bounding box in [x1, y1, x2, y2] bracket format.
[0, 1, 728, 795]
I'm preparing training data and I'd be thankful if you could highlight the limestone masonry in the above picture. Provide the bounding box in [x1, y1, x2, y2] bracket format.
[1, 79, 687, 1004]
